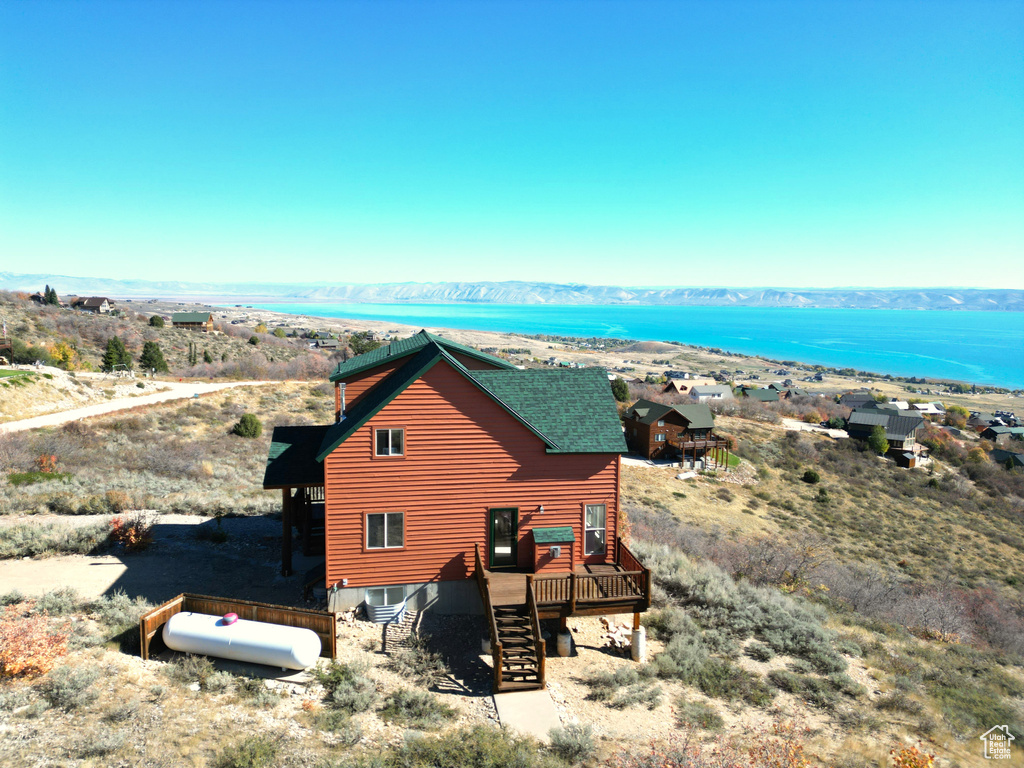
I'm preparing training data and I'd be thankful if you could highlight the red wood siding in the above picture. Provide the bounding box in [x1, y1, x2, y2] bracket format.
[340, 360, 403, 410]
[339, 353, 503, 411]
[323, 360, 619, 589]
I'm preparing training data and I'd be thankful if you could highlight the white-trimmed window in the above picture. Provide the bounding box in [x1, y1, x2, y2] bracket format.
[366, 512, 404, 549]
[365, 585, 405, 606]
[657, 419, 665, 426]
[655, 433, 666, 442]
[585, 504, 607, 556]
[375, 428, 404, 456]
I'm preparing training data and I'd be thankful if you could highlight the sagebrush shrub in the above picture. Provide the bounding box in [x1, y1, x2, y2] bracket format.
[745, 641, 774, 662]
[33, 587, 79, 616]
[391, 725, 542, 768]
[165, 653, 215, 686]
[585, 665, 662, 710]
[38, 664, 100, 710]
[549, 722, 597, 765]
[378, 688, 456, 729]
[217, 735, 280, 768]
[674, 696, 724, 730]
[385, 635, 451, 686]
[314, 660, 376, 714]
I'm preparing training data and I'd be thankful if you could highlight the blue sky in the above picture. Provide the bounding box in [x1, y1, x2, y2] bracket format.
[1, 1, 1022, 289]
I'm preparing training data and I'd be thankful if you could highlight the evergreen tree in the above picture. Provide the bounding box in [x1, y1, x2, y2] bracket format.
[188, 341, 197, 366]
[610, 378, 629, 402]
[101, 336, 132, 371]
[43, 285, 59, 305]
[139, 341, 169, 373]
[203, 349, 213, 364]
[149, 315, 165, 328]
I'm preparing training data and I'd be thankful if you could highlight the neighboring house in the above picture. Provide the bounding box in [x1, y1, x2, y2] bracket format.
[623, 399, 730, 467]
[662, 378, 714, 395]
[263, 330, 650, 692]
[29, 292, 46, 304]
[981, 426, 1024, 445]
[690, 384, 735, 402]
[845, 408, 924, 454]
[992, 448, 1024, 469]
[171, 312, 214, 332]
[73, 296, 113, 313]
[741, 387, 780, 403]
[313, 339, 340, 349]
[839, 391, 875, 409]
[910, 401, 945, 415]
[780, 387, 809, 399]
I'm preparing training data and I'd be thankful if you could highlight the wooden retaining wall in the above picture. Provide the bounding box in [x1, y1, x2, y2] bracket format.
[139, 593, 337, 662]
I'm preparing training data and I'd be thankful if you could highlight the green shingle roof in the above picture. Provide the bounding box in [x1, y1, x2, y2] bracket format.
[626, 399, 715, 430]
[532, 526, 575, 543]
[263, 425, 331, 488]
[172, 312, 212, 323]
[743, 388, 779, 402]
[315, 342, 627, 462]
[328, 329, 515, 382]
[469, 367, 627, 454]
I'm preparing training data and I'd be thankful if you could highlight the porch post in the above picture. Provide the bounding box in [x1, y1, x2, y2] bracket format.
[281, 488, 293, 577]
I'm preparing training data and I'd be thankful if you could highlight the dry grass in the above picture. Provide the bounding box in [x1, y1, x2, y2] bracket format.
[0, 382, 331, 520]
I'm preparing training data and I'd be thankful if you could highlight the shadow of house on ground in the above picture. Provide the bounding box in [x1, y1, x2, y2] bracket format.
[103, 515, 325, 606]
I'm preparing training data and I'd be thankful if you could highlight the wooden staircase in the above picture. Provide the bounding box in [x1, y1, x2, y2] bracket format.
[492, 605, 542, 690]
[474, 544, 546, 693]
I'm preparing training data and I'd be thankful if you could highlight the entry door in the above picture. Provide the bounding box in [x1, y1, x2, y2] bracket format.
[489, 508, 519, 569]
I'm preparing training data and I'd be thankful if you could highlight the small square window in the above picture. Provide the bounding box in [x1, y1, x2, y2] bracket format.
[375, 428, 404, 456]
[655, 434, 666, 442]
[366, 512, 404, 548]
[657, 419, 665, 426]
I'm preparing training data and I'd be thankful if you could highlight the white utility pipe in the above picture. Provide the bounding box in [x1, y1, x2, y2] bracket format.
[162, 611, 321, 670]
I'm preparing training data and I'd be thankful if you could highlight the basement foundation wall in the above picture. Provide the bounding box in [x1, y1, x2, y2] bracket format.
[327, 579, 483, 616]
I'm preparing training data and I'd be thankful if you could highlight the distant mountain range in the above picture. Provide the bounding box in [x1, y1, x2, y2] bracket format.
[2, 272, 1022, 311]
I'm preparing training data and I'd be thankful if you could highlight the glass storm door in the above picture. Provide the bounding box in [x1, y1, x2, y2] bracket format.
[489, 508, 518, 568]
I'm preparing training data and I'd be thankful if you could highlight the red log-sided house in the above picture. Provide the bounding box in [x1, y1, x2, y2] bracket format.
[264, 331, 650, 690]
[624, 399, 731, 468]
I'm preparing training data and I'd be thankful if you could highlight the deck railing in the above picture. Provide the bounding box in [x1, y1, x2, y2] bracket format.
[531, 539, 650, 610]
[474, 543, 504, 693]
[525, 576, 547, 688]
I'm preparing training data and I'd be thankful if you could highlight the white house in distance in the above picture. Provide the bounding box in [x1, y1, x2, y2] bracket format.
[690, 384, 735, 402]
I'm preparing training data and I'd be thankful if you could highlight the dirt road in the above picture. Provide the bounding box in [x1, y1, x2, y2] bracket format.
[0, 379, 273, 433]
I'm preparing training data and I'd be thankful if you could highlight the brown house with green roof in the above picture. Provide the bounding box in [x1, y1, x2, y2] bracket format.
[624, 399, 730, 467]
[171, 312, 214, 332]
[263, 330, 650, 692]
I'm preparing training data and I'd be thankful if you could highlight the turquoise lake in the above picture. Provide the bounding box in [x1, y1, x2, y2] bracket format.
[254, 303, 1024, 390]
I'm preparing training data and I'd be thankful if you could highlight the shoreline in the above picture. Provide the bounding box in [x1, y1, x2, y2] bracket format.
[139, 298, 1024, 411]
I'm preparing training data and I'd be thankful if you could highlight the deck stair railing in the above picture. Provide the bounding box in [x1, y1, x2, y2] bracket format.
[474, 544, 504, 693]
[525, 576, 547, 688]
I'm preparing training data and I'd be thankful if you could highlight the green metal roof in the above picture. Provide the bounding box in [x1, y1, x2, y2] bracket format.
[314, 343, 626, 461]
[328, 329, 515, 382]
[469, 367, 628, 454]
[263, 425, 331, 488]
[171, 312, 213, 323]
[532, 526, 575, 544]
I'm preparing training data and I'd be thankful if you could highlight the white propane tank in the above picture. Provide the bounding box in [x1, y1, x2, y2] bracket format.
[161, 612, 321, 670]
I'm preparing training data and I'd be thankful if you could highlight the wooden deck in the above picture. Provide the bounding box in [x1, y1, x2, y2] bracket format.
[473, 541, 651, 693]
[486, 563, 649, 618]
